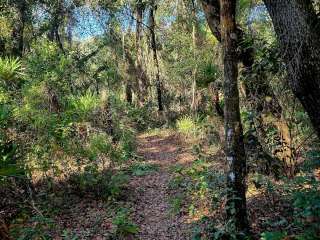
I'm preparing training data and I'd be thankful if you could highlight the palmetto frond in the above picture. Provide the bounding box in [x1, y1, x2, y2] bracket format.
[0, 57, 25, 84]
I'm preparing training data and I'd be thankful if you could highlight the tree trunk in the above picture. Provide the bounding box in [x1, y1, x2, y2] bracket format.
[201, 0, 255, 68]
[122, 33, 133, 105]
[0, 37, 5, 56]
[135, 0, 149, 106]
[126, 82, 133, 104]
[66, 6, 75, 48]
[201, 0, 292, 169]
[108, 29, 140, 105]
[0, 218, 10, 240]
[201, 0, 221, 41]
[221, 0, 249, 234]
[47, 86, 61, 113]
[12, 0, 27, 57]
[149, 2, 163, 112]
[209, 82, 224, 118]
[101, 90, 115, 142]
[48, 0, 65, 53]
[263, 0, 320, 138]
[124, 45, 140, 105]
[191, 0, 198, 114]
[191, 75, 197, 113]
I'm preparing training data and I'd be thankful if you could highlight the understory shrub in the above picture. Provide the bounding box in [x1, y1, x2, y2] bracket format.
[68, 168, 129, 200]
[112, 208, 139, 238]
[176, 115, 197, 136]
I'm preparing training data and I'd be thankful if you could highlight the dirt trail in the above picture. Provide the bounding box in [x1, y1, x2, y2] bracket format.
[129, 131, 194, 240]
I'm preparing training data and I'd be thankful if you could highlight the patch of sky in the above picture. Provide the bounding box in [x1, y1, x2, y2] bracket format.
[247, 4, 270, 25]
[73, 4, 135, 40]
[116, 6, 136, 32]
[32, 4, 49, 27]
[72, 5, 109, 40]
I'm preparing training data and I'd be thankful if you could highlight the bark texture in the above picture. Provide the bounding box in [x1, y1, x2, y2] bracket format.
[221, 0, 249, 233]
[201, 0, 221, 41]
[12, 0, 27, 57]
[149, 2, 163, 112]
[126, 82, 133, 104]
[201, 0, 293, 171]
[135, 0, 149, 106]
[191, 0, 199, 114]
[0, 219, 10, 240]
[209, 82, 224, 118]
[263, 0, 320, 138]
[122, 33, 133, 105]
[48, 0, 65, 52]
[201, 0, 254, 68]
[108, 30, 140, 105]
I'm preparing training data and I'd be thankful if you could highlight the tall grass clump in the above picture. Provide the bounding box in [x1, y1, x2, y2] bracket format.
[176, 116, 197, 136]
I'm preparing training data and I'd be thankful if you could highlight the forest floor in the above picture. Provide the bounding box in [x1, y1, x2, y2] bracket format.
[3, 129, 199, 240]
[128, 130, 195, 240]
[4, 128, 312, 239]
[45, 129, 296, 239]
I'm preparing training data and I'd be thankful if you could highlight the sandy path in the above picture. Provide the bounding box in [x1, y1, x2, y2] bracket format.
[129, 132, 194, 240]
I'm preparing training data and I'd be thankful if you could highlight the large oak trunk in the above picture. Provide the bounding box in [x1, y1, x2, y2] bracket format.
[263, 0, 320, 138]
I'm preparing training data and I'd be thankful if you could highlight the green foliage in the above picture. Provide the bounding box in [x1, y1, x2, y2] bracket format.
[169, 194, 184, 215]
[61, 230, 79, 240]
[11, 215, 55, 240]
[118, 127, 136, 160]
[253, 166, 320, 240]
[86, 133, 113, 160]
[0, 57, 25, 179]
[129, 162, 159, 176]
[302, 150, 320, 172]
[67, 91, 101, 121]
[187, 159, 225, 203]
[169, 158, 225, 220]
[191, 216, 250, 240]
[176, 116, 197, 135]
[197, 62, 220, 88]
[127, 105, 159, 131]
[290, 176, 320, 239]
[0, 118, 24, 179]
[0, 139, 21, 177]
[112, 208, 139, 238]
[260, 231, 287, 240]
[1, 1, 319, 239]
[0, 57, 24, 88]
[25, 40, 73, 99]
[0, 103, 10, 126]
[69, 168, 129, 200]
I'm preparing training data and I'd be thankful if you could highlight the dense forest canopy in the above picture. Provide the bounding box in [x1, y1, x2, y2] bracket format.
[0, 0, 320, 239]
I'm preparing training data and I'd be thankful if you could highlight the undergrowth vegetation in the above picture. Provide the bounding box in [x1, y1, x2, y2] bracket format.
[170, 114, 320, 240]
[1, 0, 320, 239]
[0, 40, 162, 239]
